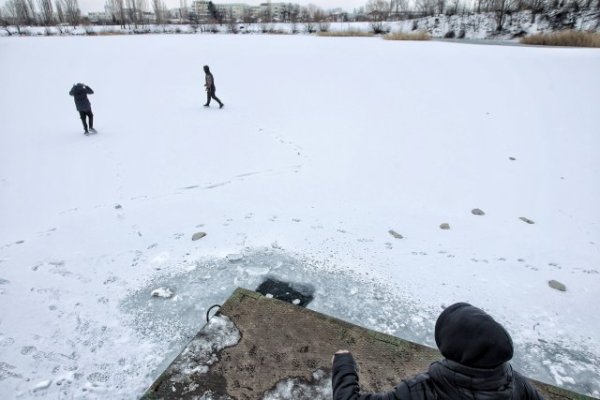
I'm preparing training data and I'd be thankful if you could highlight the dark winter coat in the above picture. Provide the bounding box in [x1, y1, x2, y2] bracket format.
[69, 83, 94, 112]
[204, 66, 216, 92]
[332, 303, 545, 400]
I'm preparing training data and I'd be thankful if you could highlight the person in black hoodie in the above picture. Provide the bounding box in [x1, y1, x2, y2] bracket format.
[69, 83, 95, 134]
[332, 302, 544, 400]
[203, 65, 224, 109]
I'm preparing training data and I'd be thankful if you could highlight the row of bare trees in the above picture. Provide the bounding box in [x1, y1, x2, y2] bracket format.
[1, 0, 597, 34]
[363, 0, 598, 18]
[361, 0, 599, 31]
[1, 0, 80, 33]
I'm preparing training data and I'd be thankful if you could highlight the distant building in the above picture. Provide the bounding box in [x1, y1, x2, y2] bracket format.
[88, 12, 110, 23]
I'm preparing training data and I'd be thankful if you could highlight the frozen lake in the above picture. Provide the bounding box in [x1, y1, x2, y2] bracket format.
[0, 34, 599, 398]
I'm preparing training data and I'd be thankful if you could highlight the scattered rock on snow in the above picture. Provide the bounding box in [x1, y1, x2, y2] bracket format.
[114, 204, 122, 209]
[388, 230, 403, 239]
[471, 208, 485, 216]
[33, 380, 52, 391]
[509, 157, 516, 161]
[226, 253, 243, 262]
[192, 232, 207, 241]
[151, 287, 174, 298]
[548, 280, 567, 292]
[440, 223, 450, 230]
[519, 217, 535, 224]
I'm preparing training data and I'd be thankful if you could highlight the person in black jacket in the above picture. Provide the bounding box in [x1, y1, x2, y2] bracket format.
[69, 83, 95, 134]
[332, 302, 544, 400]
[203, 65, 224, 109]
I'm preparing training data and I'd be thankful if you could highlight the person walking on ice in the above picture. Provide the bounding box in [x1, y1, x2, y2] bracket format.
[69, 83, 96, 135]
[203, 65, 224, 109]
[332, 302, 545, 400]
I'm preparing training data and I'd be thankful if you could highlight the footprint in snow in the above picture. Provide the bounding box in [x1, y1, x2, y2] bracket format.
[20, 346, 37, 355]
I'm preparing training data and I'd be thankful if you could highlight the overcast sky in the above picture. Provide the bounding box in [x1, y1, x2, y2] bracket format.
[78, 0, 367, 13]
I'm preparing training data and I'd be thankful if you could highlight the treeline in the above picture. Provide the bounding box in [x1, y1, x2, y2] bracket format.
[361, 0, 599, 31]
[1, 0, 598, 35]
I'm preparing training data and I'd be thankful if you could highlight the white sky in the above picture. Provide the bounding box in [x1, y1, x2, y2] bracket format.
[79, 0, 366, 13]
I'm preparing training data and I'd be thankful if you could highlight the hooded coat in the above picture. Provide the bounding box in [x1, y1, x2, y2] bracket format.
[69, 83, 94, 112]
[332, 303, 544, 400]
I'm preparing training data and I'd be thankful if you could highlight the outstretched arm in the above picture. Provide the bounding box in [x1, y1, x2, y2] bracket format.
[332, 352, 406, 400]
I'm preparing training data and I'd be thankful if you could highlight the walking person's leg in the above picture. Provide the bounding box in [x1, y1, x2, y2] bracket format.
[211, 92, 224, 108]
[79, 111, 89, 133]
[88, 111, 95, 132]
[204, 90, 212, 107]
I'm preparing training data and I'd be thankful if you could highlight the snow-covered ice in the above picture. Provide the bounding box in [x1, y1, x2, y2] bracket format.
[0, 34, 599, 399]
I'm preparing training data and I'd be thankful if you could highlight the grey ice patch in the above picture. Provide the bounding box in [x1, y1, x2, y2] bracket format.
[519, 217, 535, 224]
[388, 230, 403, 239]
[548, 280, 567, 292]
[0, 278, 10, 285]
[192, 232, 207, 241]
[262, 369, 332, 400]
[168, 316, 240, 383]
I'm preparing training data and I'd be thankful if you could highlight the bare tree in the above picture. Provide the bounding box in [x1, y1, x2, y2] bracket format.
[136, 0, 147, 25]
[125, 0, 137, 27]
[366, 0, 390, 32]
[151, 0, 164, 25]
[26, 0, 37, 24]
[416, 0, 437, 15]
[59, 0, 80, 27]
[55, 0, 64, 23]
[38, 0, 54, 25]
[5, 0, 33, 28]
[178, 0, 187, 23]
[491, 0, 515, 31]
[390, 0, 409, 18]
[1, 0, 20, 33]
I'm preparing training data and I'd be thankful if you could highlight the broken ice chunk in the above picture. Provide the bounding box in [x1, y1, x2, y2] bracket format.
[151, 287, 174, 298]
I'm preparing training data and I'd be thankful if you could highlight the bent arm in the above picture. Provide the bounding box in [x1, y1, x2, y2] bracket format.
[85, 86, 94, 94]
[332, 353, 406, 400]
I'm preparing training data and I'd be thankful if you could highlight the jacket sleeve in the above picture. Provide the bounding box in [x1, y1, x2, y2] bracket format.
[85, 86, 94, 94]
[514, 372, 546, 400]
[332, 353, 408, 400]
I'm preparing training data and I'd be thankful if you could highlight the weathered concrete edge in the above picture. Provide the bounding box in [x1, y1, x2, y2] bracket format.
[225, 287, 437, 352]
[225, 288, 599, 400]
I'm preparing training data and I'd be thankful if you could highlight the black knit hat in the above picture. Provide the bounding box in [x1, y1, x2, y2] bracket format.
[435, 302, 514, 369]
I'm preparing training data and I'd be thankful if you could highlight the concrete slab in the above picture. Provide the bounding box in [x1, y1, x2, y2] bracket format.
[142, 288, 597, 400]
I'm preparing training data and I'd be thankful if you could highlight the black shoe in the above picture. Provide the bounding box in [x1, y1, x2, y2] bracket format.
[84, 131, 90, 135]
[203, 104, 210, 107]
[219, 103, 224, 109]
[89, 128, 97, 133]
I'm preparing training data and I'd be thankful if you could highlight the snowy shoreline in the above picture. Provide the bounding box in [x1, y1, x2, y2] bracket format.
[2, 10, 599, 40]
